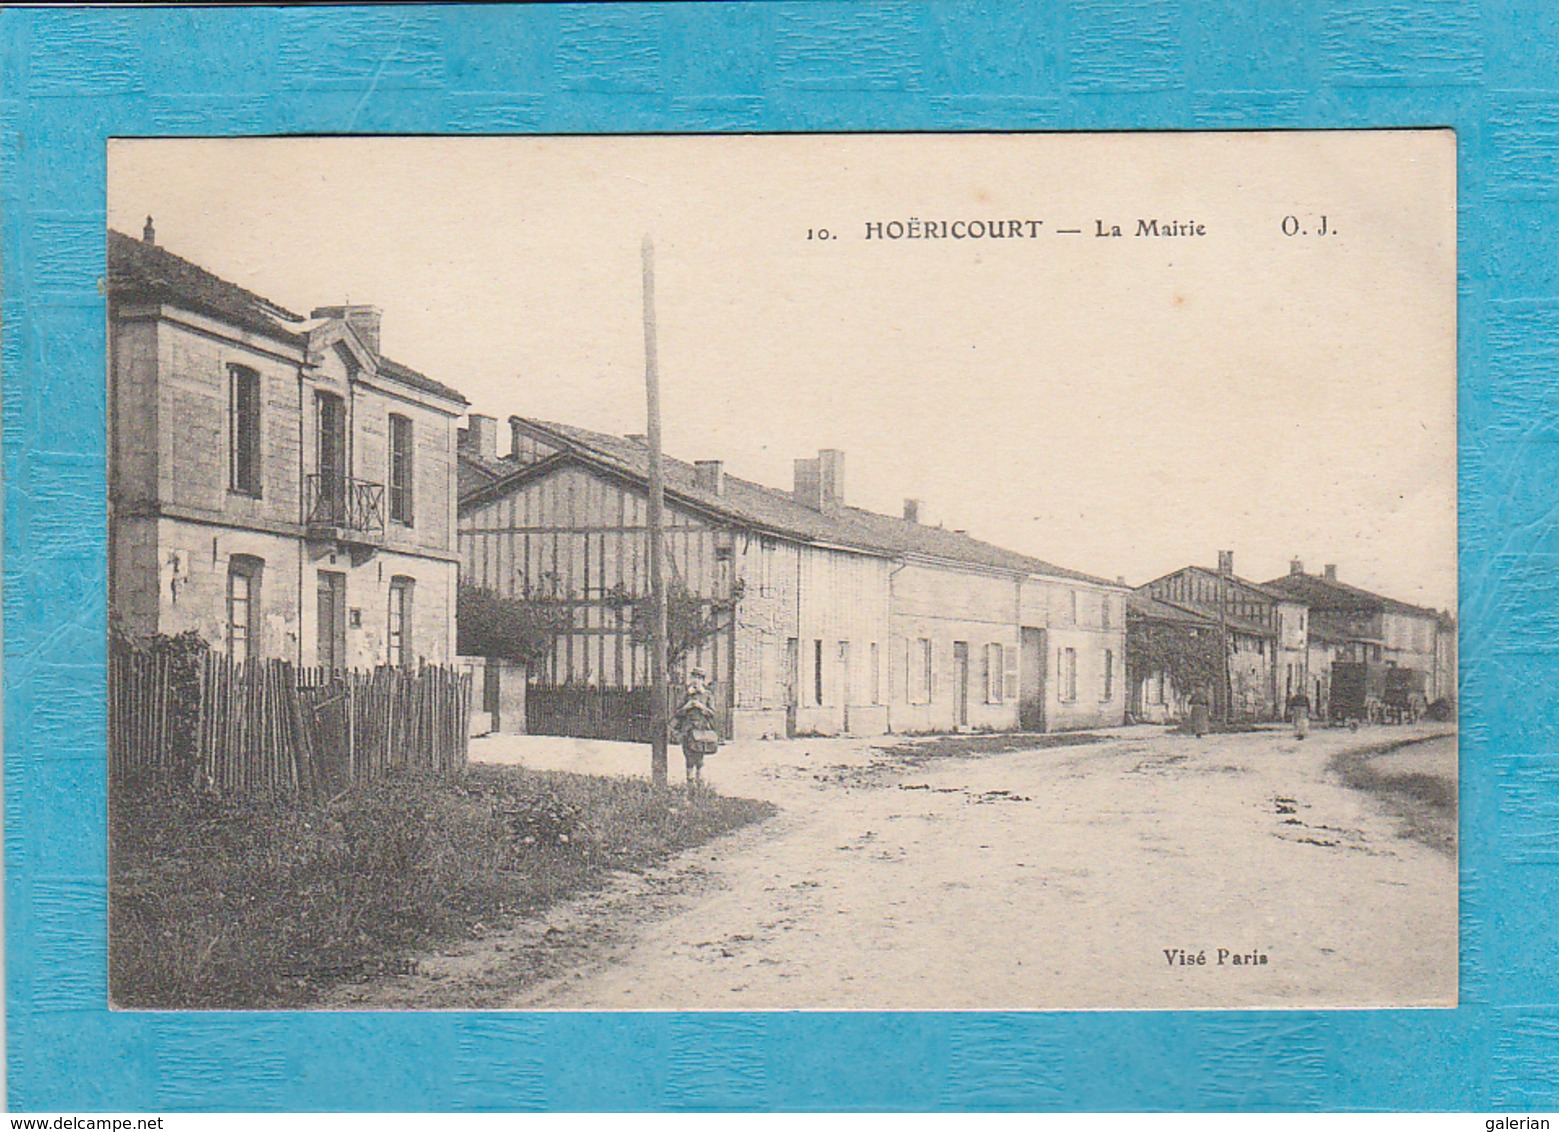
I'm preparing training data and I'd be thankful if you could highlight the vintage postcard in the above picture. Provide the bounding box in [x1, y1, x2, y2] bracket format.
[105, 130, 1455, 1012]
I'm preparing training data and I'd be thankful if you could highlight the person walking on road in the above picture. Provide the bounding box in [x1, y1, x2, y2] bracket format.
[1288, 688, 1311, 740]
[672, 667, 719, 791]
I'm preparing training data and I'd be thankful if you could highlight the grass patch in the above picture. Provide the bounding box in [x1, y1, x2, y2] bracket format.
[1328, 735, 1457, 857]
[109, 764, 774, 1009]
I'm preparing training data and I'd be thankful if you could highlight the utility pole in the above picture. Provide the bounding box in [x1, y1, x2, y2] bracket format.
[1219, 578, 1231, 725]
[642, 236, 670, 786]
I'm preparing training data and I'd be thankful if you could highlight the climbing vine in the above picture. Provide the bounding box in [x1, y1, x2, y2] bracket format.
[1125, 619, 1223, 701]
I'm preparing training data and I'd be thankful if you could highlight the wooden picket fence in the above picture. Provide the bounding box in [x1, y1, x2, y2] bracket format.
[109, 641, 471, 797]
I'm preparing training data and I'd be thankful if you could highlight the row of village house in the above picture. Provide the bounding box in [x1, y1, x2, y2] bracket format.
[107, 225, 1457, 741]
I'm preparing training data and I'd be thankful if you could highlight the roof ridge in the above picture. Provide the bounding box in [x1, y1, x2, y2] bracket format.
[108, 228, 303, 324]
[507, 415, 1118, 585]
[1262, 571, 1441, 618]
[376, 354, 469, 405]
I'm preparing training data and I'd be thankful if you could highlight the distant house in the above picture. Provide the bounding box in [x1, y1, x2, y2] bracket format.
[108, 224, 468, 669]
[1261, 561, 1455, 706]
[1125, 592, 1218, 723]
[457, 416, 1128, 739]
[1137, 552, 1309, 722]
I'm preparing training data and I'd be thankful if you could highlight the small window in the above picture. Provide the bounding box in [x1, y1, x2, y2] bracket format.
[870, 642, 881, 705]
[986, 643, 1004, 704]
[1069, 590, 1079, 626]
[1059, 647, 1078, 702]
[389, 413, 414, 525]
[388, 576, 414, 666]
[906, 637, 933, 705]
[813, 639, 824, 707]
[1102, 649, 1114, 702]
[229, 365, 261, 496]
[1101, 596, 1112, 631]
[760, 539, 776, 595]
[227, 556, 262, 663]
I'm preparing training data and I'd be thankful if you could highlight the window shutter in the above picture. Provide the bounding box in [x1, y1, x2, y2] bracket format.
[1004, 644, 1019, 702]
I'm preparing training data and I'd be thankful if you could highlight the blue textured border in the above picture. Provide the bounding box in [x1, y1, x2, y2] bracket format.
[3, 3, 1556, 1112]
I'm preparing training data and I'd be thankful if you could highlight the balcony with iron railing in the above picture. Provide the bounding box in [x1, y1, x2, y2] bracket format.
[304, 473, 385, 545]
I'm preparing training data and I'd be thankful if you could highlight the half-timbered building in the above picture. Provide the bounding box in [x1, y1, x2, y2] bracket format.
[1137, 553, 1309, 721]
[458, 416, 1128, 739]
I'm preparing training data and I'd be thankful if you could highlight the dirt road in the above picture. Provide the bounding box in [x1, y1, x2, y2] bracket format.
[330, 724, 1457, 1011]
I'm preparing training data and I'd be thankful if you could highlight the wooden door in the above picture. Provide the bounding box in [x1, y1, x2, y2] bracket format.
[1020, 627, 1047, 731]
[954, 640, 969, 728]
[784, 637, 799, 737]
[317, 571, 346, 671]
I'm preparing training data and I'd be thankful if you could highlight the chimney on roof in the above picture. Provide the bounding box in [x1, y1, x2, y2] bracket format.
[1116, 576, 1127, 586]
[625, 433, 647, 444]
[1290, 558, 1305, 575]
[903, 498, 923, 524]
[142, 216, 156, 246]
[508, 415, 526, 460]
[1324, 564, 1338, 582]
[461, 413, 498, 461]
[694, 460, 725, 496]
[793, 449, 845, 512]
[1217, 550, 1234, 577]
[311, 304, 382, 357]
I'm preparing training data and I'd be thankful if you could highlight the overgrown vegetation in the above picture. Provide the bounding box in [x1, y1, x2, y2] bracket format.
[456, 576, 575, 664]
[604, 578, 745, 672]
[110, 765, 774, 1008]
[1124, 619, 1223, 707]
[110, 625, 211, 787]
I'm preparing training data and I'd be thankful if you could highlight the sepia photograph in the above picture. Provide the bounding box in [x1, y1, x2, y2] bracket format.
[105, 130, 1456, 1012]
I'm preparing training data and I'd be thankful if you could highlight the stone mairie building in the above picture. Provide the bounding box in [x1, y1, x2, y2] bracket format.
[107, 223, 468, 669]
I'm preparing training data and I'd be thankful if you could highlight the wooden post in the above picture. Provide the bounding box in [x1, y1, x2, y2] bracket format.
[643, 235, 670, 786]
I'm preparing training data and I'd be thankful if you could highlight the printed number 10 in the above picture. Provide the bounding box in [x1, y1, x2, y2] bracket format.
[808, 228, 834, 240]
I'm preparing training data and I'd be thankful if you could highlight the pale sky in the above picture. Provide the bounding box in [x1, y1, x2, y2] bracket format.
[108, 132, 1457, 609]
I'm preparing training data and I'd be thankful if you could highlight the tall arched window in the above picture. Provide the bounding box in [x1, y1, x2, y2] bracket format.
[388, 576, 415, 666]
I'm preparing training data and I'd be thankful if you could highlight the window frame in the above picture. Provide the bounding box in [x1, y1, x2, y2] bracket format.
[986, 642, 1004, 704]
[388, 412, 415, 526]
[1059, 646, 1078, 702]
[226, 555, 262, 664]
[388, 575, 415, 667]
[912, 638, 933, 704]
[228, 364, 262, 497]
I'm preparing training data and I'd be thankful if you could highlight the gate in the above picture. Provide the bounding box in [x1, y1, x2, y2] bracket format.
[297, 676, 352, 795]
[525, 683, 732, 742]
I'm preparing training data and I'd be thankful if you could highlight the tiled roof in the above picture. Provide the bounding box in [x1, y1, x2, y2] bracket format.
[457, 448, 511, 497]
[1128, 590, 1273, 638]
[107, 229, 303, 344]
[1260, 572, 1440, 620]
[109, 229, 468, 405]
[377, 355, 469, 406]
[466, 417, 1120, 587]
[1127, 591, 1216, 627]
[1146, 564, 1291, 603]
